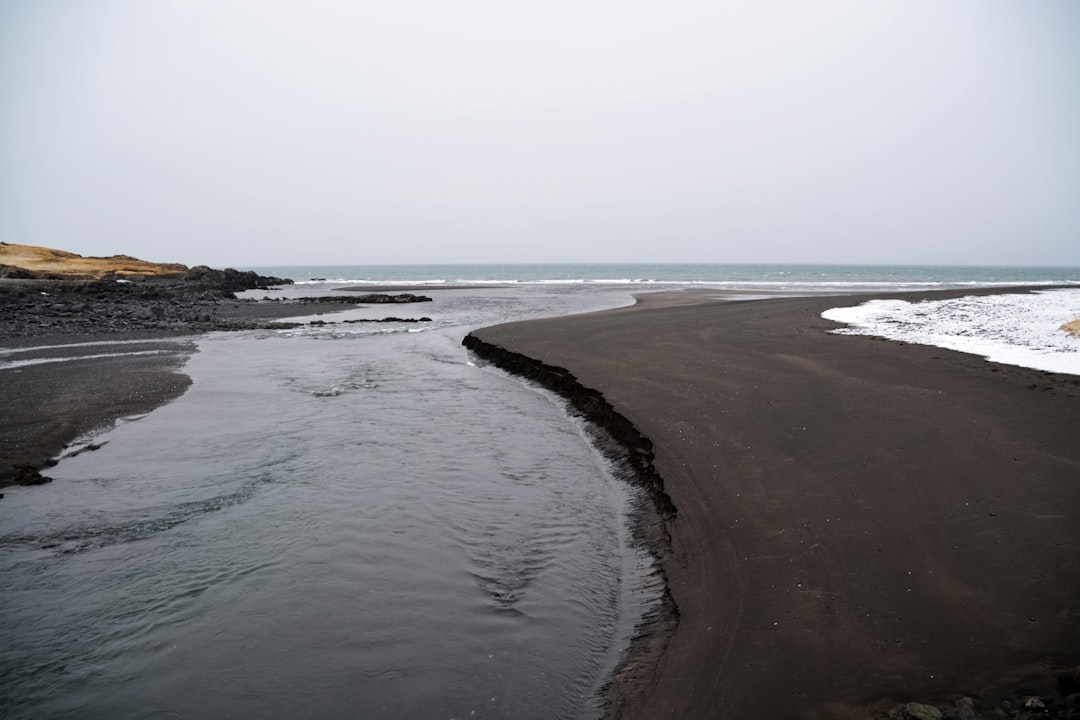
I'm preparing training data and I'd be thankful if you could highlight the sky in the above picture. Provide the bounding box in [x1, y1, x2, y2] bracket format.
[1, 1, 1078, 268]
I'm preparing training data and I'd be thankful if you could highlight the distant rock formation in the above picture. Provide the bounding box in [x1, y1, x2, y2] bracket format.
[1, 242, 191, 279]
[0, 242, 291, 288]
[0, 242, 302, 336]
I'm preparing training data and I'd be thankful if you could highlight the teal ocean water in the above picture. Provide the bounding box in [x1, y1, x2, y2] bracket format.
[243, 263, 1080, 288]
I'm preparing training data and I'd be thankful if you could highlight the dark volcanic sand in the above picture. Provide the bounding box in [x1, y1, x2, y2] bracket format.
[469, 289, 1080, 719]
[0, 342, 196, 488]
[0, 280, 418, 488]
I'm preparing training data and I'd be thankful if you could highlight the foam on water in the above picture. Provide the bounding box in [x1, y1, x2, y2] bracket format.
[246, 262, 1080, 291]
[822, 288, 1080, 375]
[0, 349, 177, 370]
[0, 338, 195, 369]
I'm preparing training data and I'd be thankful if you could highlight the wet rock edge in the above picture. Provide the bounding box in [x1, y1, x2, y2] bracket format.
[462, 331, 679, 720]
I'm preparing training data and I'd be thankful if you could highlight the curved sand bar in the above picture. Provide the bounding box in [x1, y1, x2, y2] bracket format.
[468, 288, 1080, 719]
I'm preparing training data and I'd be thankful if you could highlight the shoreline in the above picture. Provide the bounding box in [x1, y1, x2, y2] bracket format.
[461, 332, 681, 718]
[466, 285, 1080, 719]
[6, 275, 1079, 714]
[0, 285, 427, 489]
[0, 340, 197, 489]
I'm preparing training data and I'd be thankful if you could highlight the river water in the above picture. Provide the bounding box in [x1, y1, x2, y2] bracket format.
[5, 267, 1078, 719]
[0, 284, 663, 720]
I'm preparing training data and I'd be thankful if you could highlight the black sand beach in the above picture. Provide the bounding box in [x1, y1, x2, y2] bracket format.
[6, 275, 1080, 717]
[466, 288, 1080, 719]
[0, 270, 427, 488]
[0, 339, 196, 488]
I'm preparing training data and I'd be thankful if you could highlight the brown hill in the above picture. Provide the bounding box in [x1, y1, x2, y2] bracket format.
[0, 242, 189, 279]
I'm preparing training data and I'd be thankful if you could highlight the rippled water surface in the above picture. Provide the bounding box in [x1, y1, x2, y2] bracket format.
[9, 270, 1065, 719]
[0, 285, 661, 720]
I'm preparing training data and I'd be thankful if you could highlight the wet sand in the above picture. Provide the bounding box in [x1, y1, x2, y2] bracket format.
[0, 299, 359, 489]
[468, 288, 1080, 719]
[0, 339, 196, 488]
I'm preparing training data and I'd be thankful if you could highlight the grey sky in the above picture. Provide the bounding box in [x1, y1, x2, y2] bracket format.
[2, 1, 1078, 267]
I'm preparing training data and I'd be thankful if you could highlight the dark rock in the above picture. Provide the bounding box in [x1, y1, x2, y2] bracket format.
[181, 265, 292, 292]
[1026, 696, 1047, 711]
[12, 465, 53, 486]
[0, 265, 303, 338]
[462, 332, 675, 519]
[0, 263, 39, 279]
[295, 293, 432, 305]
[899, 702, 944, 720]
[955, 697, 977, 720]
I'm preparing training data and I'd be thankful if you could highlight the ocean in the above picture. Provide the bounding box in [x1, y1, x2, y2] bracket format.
[246, 262, 1080, 290]
[2, 264, 1078, 719]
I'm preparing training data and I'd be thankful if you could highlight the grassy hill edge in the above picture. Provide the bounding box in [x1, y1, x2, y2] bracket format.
[0, 242, 191, 279]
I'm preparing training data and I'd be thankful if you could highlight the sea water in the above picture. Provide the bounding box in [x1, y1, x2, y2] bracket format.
[2, 266, 1078, 720]
[248, 262, 1080, 290]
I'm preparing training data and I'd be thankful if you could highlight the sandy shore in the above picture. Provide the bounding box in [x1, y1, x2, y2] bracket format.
[467, 288, 1080, 719]
[0, 296, 373, 489]
[0, 338, 196, 488]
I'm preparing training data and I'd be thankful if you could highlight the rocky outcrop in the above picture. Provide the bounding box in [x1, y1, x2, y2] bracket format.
[0, 276, 439, 338]
[0, 264, 40, 279]
[9, 464, 54, 487]
[1, 242, 213, 279]
[0, 269, 297, 337]
[884, 689, 1080, 719]
[293, 293, 432, 305]
[2, 279, 227, 336]
[180, 265, 291, 291]
[306, 317, 432, 326]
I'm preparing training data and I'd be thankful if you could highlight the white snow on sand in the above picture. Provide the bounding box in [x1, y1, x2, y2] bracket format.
[822, 289, 1080, 375]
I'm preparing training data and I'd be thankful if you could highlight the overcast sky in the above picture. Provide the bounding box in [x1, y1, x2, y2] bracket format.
[2, 1, 1078, 267]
